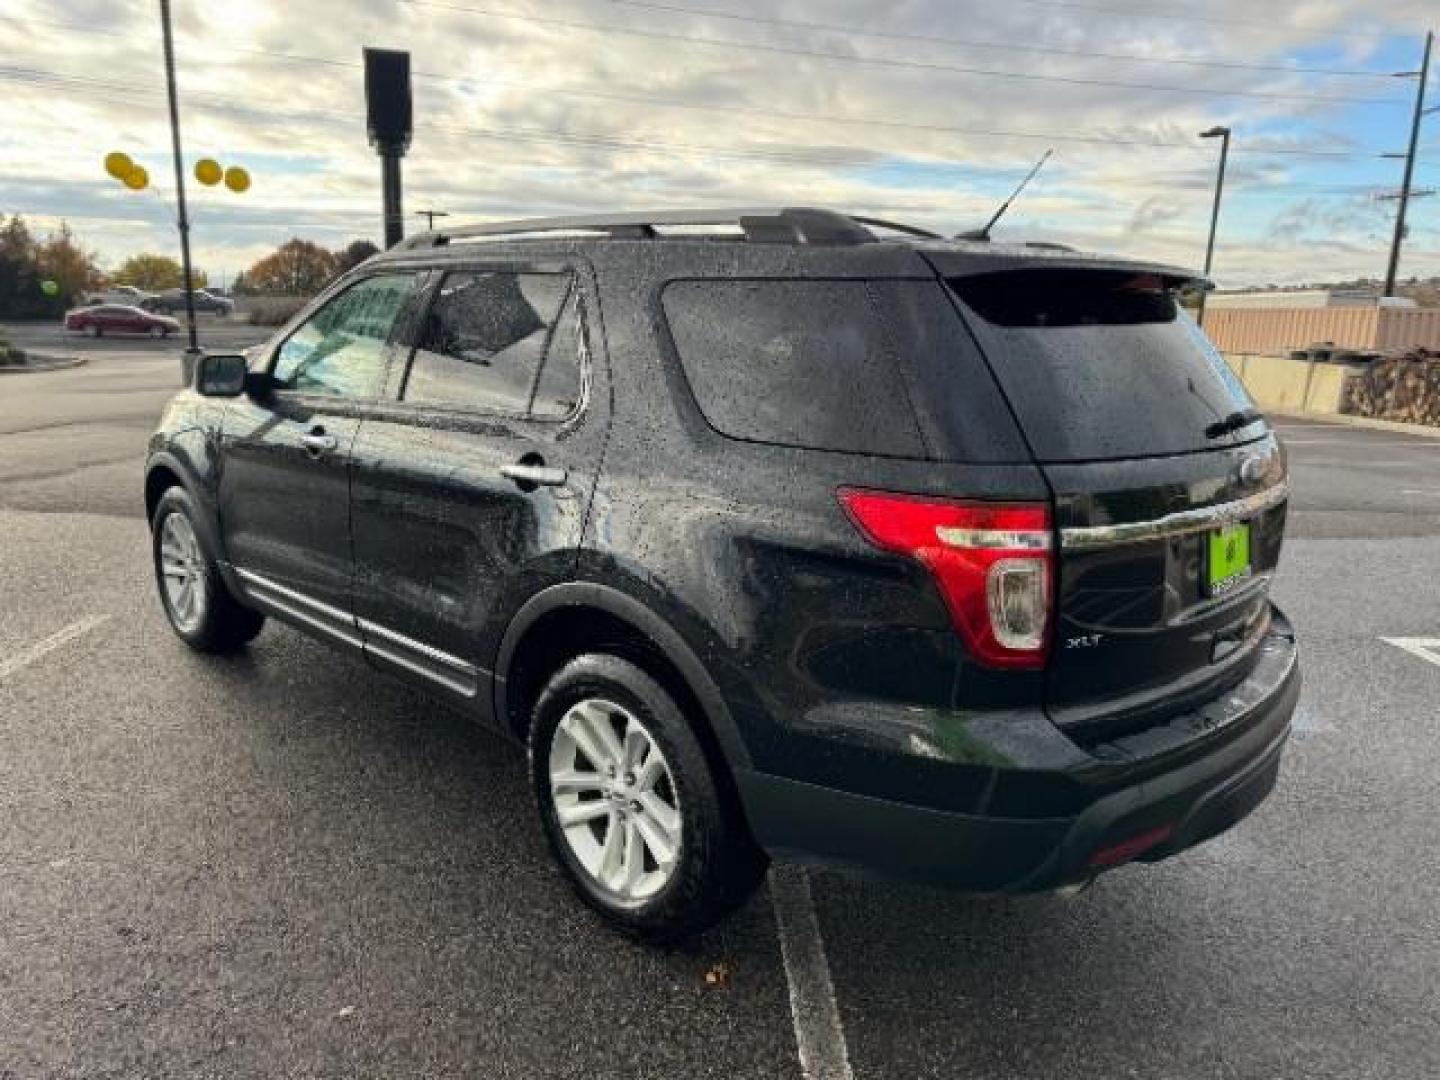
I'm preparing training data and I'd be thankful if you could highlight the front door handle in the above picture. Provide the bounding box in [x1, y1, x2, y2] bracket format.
[300, 430, 338, 455]
[500, 461, 568, 489]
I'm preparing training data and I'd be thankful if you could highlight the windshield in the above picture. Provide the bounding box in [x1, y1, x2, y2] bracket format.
[948, 268, 1264, 461]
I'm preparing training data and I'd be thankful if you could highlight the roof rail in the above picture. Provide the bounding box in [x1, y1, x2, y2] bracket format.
[395, 207, 938, 250]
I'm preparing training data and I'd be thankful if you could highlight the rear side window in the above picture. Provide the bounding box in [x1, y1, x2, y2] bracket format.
[662, 278, 1028, 461]
[662, 280, 927, 457]
[403, 271, 579, 418]
[949, 269, 1261, 461]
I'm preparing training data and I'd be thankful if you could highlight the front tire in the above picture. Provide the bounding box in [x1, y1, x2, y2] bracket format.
[88, 325, 101, 338]
[151, 486, 265, 653]
[529, 654, 765, 942]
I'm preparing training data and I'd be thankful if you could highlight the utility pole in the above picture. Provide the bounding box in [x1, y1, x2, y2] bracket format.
[158, 0, 200, 363]
[1384, 29, 1433, 297]
[1197, 125, 1231, 328]
[416, 208, 450, 231]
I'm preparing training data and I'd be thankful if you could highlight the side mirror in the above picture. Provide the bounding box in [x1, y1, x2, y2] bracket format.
[194, 353, 249, 397]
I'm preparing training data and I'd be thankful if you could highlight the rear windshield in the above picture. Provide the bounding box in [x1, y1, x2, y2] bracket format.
[948, 269, 1262, 461]
[661, 278, 1027, 461]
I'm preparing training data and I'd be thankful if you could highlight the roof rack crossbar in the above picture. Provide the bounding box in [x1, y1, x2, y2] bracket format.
[396, 207, 898, 250]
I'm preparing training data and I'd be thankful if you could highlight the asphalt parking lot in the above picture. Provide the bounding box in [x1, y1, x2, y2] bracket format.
[3, 334, 1439, 1079]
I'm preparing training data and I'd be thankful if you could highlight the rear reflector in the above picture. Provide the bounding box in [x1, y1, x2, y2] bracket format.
[1087, 824, 1176, 868]
[838, 489, 1054, 670]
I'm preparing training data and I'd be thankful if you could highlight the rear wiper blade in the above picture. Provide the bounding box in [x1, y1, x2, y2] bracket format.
[1205, 408, 1264, 439]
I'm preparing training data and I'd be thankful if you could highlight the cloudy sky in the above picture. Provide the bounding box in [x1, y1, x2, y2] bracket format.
[3, 0, 1437, 286]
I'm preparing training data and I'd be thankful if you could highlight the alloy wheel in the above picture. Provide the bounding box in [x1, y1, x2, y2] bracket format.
[548, 698, 683, 902]
[158, 512, 208, 633]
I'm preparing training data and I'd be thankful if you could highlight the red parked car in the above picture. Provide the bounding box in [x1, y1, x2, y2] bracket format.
[65, 304, 181, 338]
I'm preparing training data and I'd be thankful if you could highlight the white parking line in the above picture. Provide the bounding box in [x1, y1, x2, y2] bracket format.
[770, 865, 854, 1080]
[1381, 637, 1440, 669]
[0, 615, 112, 682]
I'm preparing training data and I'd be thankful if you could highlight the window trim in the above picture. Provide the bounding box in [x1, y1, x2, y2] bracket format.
[391, 265, 590, 425]
[265, 270, 424, 401]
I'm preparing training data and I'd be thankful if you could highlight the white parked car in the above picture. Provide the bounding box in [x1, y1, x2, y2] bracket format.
[82, 285, 157, 308]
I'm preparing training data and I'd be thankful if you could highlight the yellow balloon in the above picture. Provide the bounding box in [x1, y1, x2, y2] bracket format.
[194, 158, 222, 186]
[223, 166, 251, 193]
[123, 164, 149, 191]
[104, 151, 133, 180]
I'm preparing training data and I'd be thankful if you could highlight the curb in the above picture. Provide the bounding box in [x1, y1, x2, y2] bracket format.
[0, 353, 87, 375]
[1270, 409, 1440, 440]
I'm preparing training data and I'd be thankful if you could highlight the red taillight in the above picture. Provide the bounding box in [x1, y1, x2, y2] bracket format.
[1087, 824, 1175, 868]
[838, 488, 1054, 670]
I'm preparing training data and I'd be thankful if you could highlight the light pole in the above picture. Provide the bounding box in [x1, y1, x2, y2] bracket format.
[157, 0, 200, 363]
[1383, 30, 1433, 297]
[416, 209, 450, 231]
[1197, 125, 1231, 328]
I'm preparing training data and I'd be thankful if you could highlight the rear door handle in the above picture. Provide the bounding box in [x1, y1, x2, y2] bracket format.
[301, 431, 338, 455]
[500, 462, 568, 488]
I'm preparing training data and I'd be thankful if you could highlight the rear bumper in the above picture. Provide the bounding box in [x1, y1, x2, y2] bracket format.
[736, 610, 1299, 891]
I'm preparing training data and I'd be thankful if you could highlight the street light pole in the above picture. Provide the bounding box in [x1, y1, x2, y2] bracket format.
[1383, 29, 1433, 298]
[1197, 125, 1231, 329]
[157, 0, 200, 363]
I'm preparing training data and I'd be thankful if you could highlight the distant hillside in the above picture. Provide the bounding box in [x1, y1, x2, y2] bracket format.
[1222, 277, 1440, 308]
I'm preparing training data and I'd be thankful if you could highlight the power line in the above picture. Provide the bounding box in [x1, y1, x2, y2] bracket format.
[595, 0, 1402, 78]
[0, 60, 1393, 168]
[394, 0, 1409, 106]
[2, 14, 1400, 160]
[0, 67, 876, 168]
[993, 0, 1394, 38]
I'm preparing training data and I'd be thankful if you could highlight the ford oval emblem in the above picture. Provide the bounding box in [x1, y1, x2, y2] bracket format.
[1239, 453, 1267, 485]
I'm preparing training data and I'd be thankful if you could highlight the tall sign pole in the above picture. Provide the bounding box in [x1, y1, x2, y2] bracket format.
[364, 49, 413, 248]
[1384, 30, 1433, 298]
[158, 0, 200, 359]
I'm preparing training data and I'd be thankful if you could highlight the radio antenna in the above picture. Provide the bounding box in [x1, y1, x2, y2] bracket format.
[957, 149, 1054, 241]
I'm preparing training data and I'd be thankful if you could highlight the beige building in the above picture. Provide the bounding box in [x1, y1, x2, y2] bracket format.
[1203, 302, 1440, 355]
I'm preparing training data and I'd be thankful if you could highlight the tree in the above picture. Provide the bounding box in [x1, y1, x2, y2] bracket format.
[242, 239, 339, 296]
[0, 215, 100, 317]
[113, 253, 205, 291]
[0, 216, 38, 316]
[35, 222, 102, 304]
[334, 239, 380, 274]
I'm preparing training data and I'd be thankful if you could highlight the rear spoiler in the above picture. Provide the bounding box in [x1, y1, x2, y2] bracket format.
[919, 248, 1208, 294]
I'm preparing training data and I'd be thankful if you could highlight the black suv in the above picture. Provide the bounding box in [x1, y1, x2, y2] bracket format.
[145, 208, 1300, 940]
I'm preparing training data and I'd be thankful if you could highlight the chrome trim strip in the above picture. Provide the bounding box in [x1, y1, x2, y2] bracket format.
[356, 617, 477, 680]
[363, 638, 478, 697]
[234, 568, 481, 697]
[935, 528, 1051, 551]
[1059, 482, 1290, 551]
[234, 568, 357, 628]
[234, 573, 364, 650]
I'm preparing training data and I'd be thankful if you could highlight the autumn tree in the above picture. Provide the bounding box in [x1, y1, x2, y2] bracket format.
[36, 223, 102, 303]
[0, 215, 100, 316]
[242, 239, 338, 296]
[113, 253, 205, 291]
[334, 239, 380, 274]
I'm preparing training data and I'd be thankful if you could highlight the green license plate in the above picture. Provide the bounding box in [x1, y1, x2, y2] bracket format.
[1207, 523, 1253, 596]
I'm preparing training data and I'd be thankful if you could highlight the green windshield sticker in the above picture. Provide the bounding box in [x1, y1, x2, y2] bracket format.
[1208, 524, 1252, 594]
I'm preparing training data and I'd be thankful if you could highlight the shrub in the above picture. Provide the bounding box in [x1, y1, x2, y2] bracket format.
[243, 296, 308, 327]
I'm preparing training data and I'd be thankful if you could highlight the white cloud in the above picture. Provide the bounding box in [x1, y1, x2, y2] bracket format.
[2, 0, 1436, 285]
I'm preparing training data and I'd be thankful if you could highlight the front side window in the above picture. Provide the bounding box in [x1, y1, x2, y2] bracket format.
[402, 271, 577, 416]
[273, 273, 417, 398]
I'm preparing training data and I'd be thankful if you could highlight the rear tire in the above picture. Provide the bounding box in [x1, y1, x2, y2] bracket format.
[529, 654, 765, 942]
[88, 325, 101, 338]
[151, 486, 265, 653]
